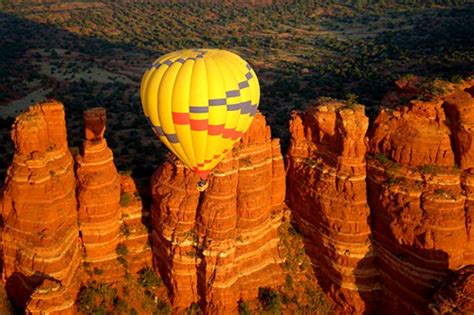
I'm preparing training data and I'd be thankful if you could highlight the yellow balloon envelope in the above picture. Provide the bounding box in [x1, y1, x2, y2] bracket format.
[140, 49, 260, 179]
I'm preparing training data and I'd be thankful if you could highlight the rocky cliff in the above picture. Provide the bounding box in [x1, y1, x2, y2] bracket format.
[1, 101, 82, 313]
[367, 77, 474, 314]
[0, 102, 153, 313]
[286, 99, 380, 314]
[76, 107, 152, 281]
[286, 77, 474, 314]
[76, 107, 124, 281]
[150, 112, 286, 314]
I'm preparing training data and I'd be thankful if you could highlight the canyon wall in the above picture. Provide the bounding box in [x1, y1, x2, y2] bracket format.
[367, 78, 474, 313]
[150, 112, 286, 314]
[286, 78, 474, 314]
[286, 100, 380, 314]
[0, 101, 82, 313]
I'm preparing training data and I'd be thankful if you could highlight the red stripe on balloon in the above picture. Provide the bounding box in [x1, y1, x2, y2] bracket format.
[172, 112, 190, 124]
[223, 127, 235, 138]
[190, 119, 208, 131]
[231, 130, 243, 140]
[208, 124, 225, 135]
[196, 170, 210, 179]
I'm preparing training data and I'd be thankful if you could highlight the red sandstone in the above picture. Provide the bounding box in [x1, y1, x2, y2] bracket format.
[150, 112, 285, 314]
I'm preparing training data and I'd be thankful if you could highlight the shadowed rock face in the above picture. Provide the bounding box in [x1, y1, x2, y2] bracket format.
[1, 100, 82, 313]
[429, 265, 474, 314]
[150, 112, 285, 314]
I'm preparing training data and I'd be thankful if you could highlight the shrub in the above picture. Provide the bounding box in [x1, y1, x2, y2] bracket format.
[304, 157, 317, 168]
[385, 176, 400, 186]
[285, 274, 293, 289]
[451, 74, 463, 84]
[117, 256, 128, 268]
[240, 157, 252, 166]
[120, 223, 130, 237]
[155, 298, 171, 314]
[120, 169, 133, 176]
[258, 287, 281, 313]
[421, 164, 440, 174]
[77, 282, 117, 314]
[376, 153, 389, 165]
[138, 267, 162, 289]
[345, 93, 358, 108]
[116, 243, 128, 256]
[238, 300, 251, 315]
[93, 267, 104, 275]
[305, 285, 331, 314]
[185, 302, 202, 315]
[115, 298, 128, 312]
[69, 146, 80, 157]
[120, 192, 132, 207]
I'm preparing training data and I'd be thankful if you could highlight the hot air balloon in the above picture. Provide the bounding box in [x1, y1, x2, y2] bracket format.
[140, 49, 260, 191]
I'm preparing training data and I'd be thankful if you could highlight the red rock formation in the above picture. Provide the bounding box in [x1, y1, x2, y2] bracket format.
[1, 100, 81, 313]
[151, 112, 285, 314]
[429, 265, 474, 314]
[76, 107, 124, 282]
[444, 90, 474, 170]
[286, 100, 380, 314]
[76, 108, 152, 281]
[119, 174, 153, 274]
[367, 78, 474, 314]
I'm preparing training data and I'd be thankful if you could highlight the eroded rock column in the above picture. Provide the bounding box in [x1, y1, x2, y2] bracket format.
[76, 108, 123, 281]
[286, 100, 380, 314]
[1, 101, 81, 313]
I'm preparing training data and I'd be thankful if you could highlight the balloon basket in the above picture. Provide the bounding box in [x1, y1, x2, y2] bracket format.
[196, 179, 208, 192]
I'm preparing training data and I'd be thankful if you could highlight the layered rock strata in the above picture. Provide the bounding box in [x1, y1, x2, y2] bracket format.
[286, 100, 380, 314]
[1, 101, 81, 313]
[119, 174, 153, 274]
[367, 78, 474, 314]
[76, 107, 123, 282]
[151, 112, 285, 314]
[76, 108, 152, 280]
